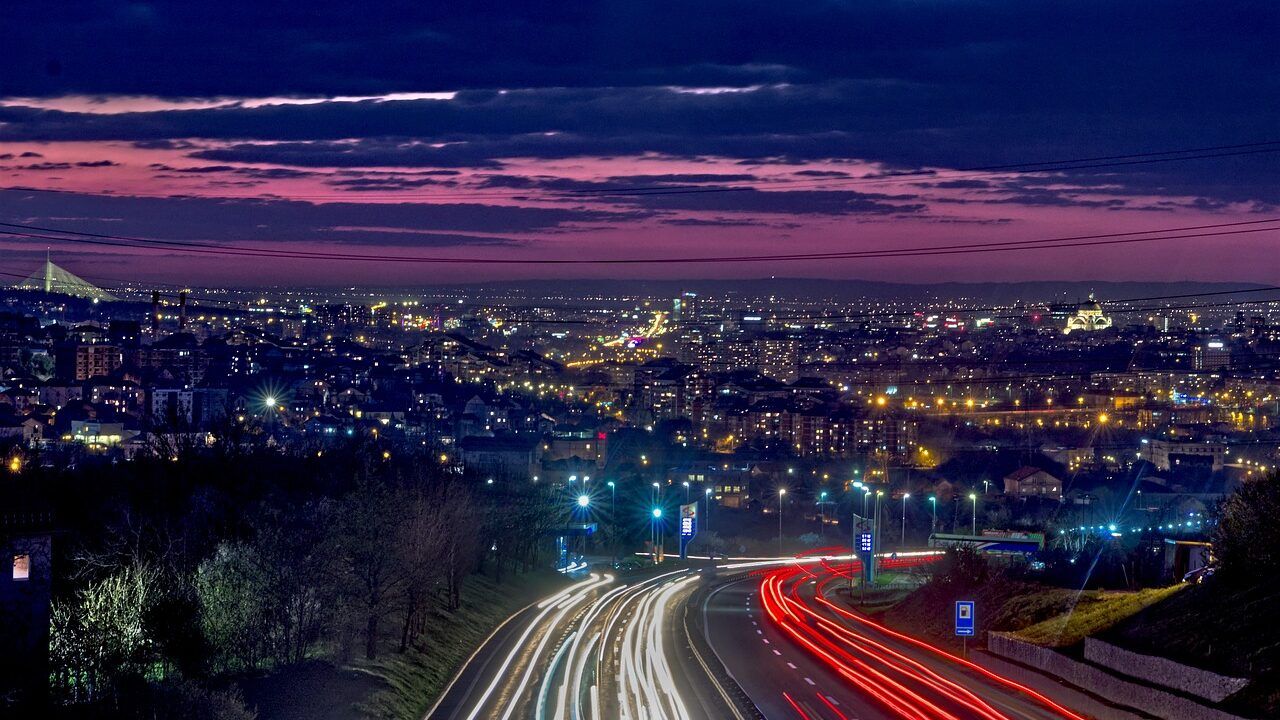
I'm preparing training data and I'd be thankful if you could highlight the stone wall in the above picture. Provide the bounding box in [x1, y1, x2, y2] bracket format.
[987, 632, 1247, 720]
[1084, 637, 1248, 704]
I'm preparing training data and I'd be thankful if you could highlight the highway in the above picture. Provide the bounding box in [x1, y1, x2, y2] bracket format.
[703, 560, 1091, 720]
[430, 555, 1092, 720]
[425, 569, 749, 720]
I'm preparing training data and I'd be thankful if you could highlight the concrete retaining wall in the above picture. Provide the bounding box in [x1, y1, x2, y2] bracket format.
[1084, 637, 1248, 704]
[972, 652, 1148, 720]
[987, 632, 1247, 720]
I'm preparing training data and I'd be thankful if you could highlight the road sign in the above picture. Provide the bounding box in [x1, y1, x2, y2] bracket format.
[955, 600, 975, 637]
[858, 532, 875, 583]
[679, 502, 698, 559]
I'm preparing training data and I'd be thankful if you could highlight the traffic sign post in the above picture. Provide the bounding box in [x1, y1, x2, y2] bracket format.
[955, 600, 975, 657]
[678, 502, 698, 559]
[858, 531, 874, 578]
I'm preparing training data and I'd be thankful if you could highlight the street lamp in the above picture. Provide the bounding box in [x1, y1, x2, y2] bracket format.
[778, 488, 787, 555]
[901, 493, 910, 545]
[651, 507, 663, 563]
[929, 496, 937, 534]
[683, 480, 690, 503]
[874, 489, 884, 548]
[607, 481, 617, 561]
[704, 487, 713, 533]
[969, 492, 978, 535]
[819, 491, 829, 537]
[862, 490, 871, 520]
[982, 479, 990, 495]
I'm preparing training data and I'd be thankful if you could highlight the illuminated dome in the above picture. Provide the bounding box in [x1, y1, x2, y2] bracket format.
[1063, 294, 1112, 335]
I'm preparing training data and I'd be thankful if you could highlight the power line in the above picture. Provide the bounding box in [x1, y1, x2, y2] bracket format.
[1, 217, 1277, 265]
[5, 263, 1280, 323]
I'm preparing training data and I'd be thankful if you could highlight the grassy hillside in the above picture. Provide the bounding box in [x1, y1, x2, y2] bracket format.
[359, 571, 566, 720]
[1014, 585, 1182, 647]
[1102, 581, 1280, 717]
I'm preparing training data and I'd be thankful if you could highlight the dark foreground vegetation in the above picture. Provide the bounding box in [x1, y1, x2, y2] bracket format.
[7, 438, 565, 719]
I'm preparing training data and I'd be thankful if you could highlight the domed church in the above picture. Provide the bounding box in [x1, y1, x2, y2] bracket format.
[1063, 294, 1112, 335]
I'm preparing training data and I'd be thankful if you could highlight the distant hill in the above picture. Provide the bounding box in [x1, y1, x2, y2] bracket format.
[361, 278, 1271, 304]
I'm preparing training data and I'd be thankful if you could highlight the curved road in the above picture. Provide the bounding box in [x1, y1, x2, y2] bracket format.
[429, 556, 1093, 720]
[426, 569, 748, 720]
[704, 562, 1092, 720]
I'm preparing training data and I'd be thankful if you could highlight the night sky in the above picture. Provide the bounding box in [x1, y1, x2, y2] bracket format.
[2, 2, 1278, 286]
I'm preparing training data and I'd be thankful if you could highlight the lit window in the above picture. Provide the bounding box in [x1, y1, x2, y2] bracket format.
[13, 554, 30, 581]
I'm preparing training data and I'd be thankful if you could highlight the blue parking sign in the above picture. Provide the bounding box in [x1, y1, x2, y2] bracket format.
[955, 601, 975, 637]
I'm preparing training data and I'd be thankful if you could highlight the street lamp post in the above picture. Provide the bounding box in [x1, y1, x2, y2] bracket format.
[969, 492, 978, 535]
[607, 481, 616, 561]
[778, 488, 787, 555]
[818, 490, 829, 538]
[851, 501, 857, 590]
[576, 494, 590, 556]
[683, 481, 690, 503]
[929, 496, 937, 535]
[704, 487, 713, 534]
[651, 507, 663, 563]
[874, 490, 884, 545]
[901, 493, 910, 546]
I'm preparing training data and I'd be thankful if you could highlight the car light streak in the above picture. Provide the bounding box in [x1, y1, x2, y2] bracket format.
[782, 691, 813, 719]
[758, 563, 1088, 720]
[536, 631, 577, 720]
[618, 574, 699, 720]
[462, 573, 611, 720]
[809, 575, 1088, 720]
[499, 578, 609, 720]
[555, 583, 630, 720]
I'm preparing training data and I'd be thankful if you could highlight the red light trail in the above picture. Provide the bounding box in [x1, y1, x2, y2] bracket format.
[757, 560, 1088, 720]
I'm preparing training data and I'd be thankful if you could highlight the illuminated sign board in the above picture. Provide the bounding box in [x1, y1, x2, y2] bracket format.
[680, 502, 698, 538]
[678, 502, 698, 559]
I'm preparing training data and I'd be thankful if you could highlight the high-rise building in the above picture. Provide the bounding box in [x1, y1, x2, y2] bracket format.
[1192, 339, 1231, 371]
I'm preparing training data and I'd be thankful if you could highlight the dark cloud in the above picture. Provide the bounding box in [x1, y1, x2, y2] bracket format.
[0, 1, 1274, 211]
[0, 188, 645, 246]
[793, 170, 850, 178]
[4, 1, 1274, 103]
[472, 174, 926, 215]
[622, 188, 926, 216]
[324, 176, 458, 191]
